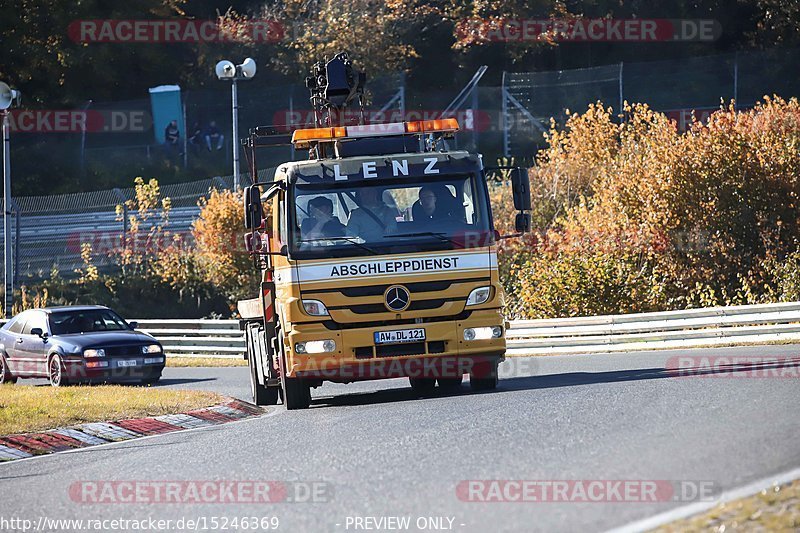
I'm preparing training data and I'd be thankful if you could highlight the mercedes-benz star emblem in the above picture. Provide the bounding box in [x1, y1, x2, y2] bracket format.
[384, 285, 411, 312]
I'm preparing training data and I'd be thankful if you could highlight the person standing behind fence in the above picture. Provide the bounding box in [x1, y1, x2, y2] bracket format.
[204, 120, 224, 151]
[187, 121, 203, 154]
[164, 119, 182, 157]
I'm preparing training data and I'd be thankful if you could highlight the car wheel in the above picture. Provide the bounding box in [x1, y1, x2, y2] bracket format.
[140, 371, 162, 385]
[409, 377, 436, 395]
[48, 353, 71, 387]
[0, 354, 16, 384]
[437, 376, 463, 391]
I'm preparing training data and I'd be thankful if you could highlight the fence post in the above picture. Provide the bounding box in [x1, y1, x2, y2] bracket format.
[733, 52, 739, 109]
[501, 72, 509, 157]
[471, 82, 479, 149]
[289, 93, 295, 160]
[10, 199, 19, 288]
[113, 188, 127, 252]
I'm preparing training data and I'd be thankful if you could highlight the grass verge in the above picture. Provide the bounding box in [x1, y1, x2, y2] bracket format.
[0, 385, 223, 436]
[656, 479, 800, 532]
[166, 357, 247, 367]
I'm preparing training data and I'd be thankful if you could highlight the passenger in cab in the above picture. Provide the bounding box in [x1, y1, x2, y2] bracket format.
[413, 185, 459, 223]
[346, 188, 398, 241]
[301, 196, 345, 240]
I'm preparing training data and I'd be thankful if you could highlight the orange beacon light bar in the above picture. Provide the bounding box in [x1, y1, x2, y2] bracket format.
[291, 118, 459, 147]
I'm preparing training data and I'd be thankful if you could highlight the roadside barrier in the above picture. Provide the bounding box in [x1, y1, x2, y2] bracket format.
[129, 301, 800, 358]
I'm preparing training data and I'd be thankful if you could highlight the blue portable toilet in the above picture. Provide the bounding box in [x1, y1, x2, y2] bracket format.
[149, 85, 183, 144]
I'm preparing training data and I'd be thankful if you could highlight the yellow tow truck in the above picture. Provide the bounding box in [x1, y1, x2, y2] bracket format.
[237, 54, 531, 409]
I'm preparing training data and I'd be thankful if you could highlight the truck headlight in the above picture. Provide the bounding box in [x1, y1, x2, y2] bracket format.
[141, 344, 161, 354]
[466, 286, 492, 306]
[463, 326, 503, 341]
[83, 348, 106, 358]
[295, 340, 336, 354]
[302, 299, 330, 316]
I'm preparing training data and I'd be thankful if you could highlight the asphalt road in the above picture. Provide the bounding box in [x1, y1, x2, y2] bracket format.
[1, 344, 799, 532]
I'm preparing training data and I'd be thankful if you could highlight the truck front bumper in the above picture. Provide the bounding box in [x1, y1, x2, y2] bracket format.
[284, 309, 506, 382]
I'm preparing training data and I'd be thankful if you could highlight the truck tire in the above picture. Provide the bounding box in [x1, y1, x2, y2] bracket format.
[277, 326, 311, 410]
[247, 326, 279, 406]
[437, 376, 463, 391]
[469, 362, 498, 391]
[282, 377, 311, 410]
[409, 377, 436, 395]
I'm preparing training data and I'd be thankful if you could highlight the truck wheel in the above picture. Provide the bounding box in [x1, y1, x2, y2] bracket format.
[247, 325, 279, 406]
[409, 377, 436, 395]
[469, 364, 498, 391]
[249, 350, 279, 406]
[277, 326, 311, 410]
[437, 376, 463, 391]
[282, 377, 311, 410]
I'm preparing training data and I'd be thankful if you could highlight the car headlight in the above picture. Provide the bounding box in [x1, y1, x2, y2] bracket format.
[466, 286, 492, 306]
[83, 348, 106, 358]
[302, 299, 329, 316]
[295, 340, 336, 354]
[141, 344, 161, 354]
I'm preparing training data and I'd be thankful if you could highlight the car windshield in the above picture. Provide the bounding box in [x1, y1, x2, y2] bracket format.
[290, 173, 493, 259]
[49, 309, 131, 335]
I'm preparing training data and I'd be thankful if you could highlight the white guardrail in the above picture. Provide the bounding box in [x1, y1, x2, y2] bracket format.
[131, 301, 800, 359]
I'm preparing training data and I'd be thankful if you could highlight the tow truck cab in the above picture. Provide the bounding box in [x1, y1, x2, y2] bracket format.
[239, 119, 531, 409]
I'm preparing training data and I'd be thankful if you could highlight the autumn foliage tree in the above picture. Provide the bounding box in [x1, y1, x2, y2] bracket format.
[506, 96, 800, 318]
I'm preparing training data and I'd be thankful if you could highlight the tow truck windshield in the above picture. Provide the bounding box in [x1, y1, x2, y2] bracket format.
[290, 174, 493, 259]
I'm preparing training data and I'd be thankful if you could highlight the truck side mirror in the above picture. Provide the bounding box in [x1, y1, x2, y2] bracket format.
[243, 186, 263, 230]
[515, 213, 531, 234]
[511, 168, 531, 211]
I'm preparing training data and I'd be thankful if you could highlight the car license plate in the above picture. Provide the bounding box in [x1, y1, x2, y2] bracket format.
[117, 360, 137, 367]
[374, 328, 426, 345]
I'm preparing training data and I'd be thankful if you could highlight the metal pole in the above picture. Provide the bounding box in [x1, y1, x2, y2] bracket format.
[619, 62, 624, 116]
[501, 72, 509, 158]
[11, 199, 19, 289]
[3, 110, 12, 318]
[289, 93, 295, 160]
[79, 100, 91, 181]
[182, 102, 188, 168]
[733, 52, 739, 110]
[471, 82, 479, 149]
[232, 79, 240, 190]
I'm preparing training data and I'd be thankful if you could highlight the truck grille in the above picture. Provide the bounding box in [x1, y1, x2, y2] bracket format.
[354, 340, 448, 359]
[304, 277, 490, 321]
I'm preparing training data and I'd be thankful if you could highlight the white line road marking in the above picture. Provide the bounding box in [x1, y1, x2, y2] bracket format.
[608, 466, 800, 533]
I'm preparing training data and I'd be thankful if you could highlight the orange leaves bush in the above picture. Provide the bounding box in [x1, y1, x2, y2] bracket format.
[507, 96, 800, 318]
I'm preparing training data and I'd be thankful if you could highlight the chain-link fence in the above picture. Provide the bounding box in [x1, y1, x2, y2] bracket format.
[502, 47, 800, 157]
[1, 168, 278, 285]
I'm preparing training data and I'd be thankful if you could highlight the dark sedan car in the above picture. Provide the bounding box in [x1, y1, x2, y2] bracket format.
[0, 306, 165, 386]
